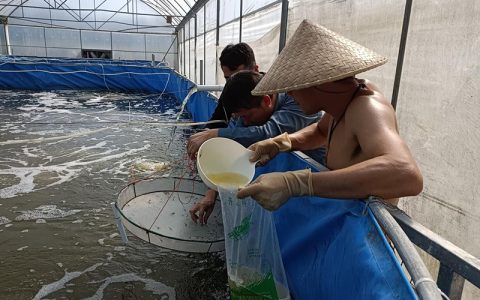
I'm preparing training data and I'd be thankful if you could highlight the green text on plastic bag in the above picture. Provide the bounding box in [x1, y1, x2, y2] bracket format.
[228, 214, 252, 240]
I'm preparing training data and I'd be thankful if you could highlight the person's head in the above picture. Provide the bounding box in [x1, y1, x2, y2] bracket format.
[251, 20, 387, 112]
[288, 77, 357, 114]
[219, 43, 258, 80]
[219, 70, 274, 126]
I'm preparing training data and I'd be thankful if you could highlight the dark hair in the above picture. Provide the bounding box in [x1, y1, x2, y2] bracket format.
[219, 71, 264, 113]
[219, 43, 256, 71]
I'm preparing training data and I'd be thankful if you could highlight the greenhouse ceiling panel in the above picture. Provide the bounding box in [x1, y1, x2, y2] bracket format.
[0, 0, 197, 33]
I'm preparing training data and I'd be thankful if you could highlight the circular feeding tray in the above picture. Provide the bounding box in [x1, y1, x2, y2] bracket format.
[115, 177, 224, 253]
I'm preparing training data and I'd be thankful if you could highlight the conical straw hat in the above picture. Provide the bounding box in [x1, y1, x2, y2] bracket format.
[252, 20, 387, 95]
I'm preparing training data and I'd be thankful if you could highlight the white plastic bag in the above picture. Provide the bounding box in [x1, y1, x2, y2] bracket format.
[218, 187, 290, 300]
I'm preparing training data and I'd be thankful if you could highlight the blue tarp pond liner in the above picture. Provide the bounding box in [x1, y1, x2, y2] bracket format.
[257, 153, 417, 299]
[0, 56, 217, 123]
[0, 56, 417, 299]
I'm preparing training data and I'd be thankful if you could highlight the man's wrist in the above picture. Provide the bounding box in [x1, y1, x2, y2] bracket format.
[272, 132, 292, 152]
[202, 189, 217, 204]
[210, 129, 219, 138]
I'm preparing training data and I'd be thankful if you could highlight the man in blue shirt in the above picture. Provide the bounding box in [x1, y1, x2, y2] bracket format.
[188, 71, 323, 224]
[207, 42, 259, 128]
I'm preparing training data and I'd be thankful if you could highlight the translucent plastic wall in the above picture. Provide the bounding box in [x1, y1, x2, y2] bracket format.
[178, 0, 280, 86]
[177, 1, 480, 298]
[3, 25, 177, 66]
[394, 2, 480, 299]
[1, 0, 178, 67]
[288, 0, 405, 100]
[176, 0, 402, 92]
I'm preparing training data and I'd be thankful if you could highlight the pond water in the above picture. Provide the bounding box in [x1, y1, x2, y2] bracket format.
[0, 90, 227, 299]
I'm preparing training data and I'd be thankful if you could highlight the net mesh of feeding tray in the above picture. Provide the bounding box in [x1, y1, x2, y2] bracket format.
[115, 176, 224, 253]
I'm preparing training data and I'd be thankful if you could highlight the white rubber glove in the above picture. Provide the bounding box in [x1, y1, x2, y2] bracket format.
[237, 169, 313, 211]
[248, 132, 292, 165]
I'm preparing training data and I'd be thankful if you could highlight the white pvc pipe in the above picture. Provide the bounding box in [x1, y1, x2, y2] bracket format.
[196, 84, 224, 92]
[5, 23, 12, 55]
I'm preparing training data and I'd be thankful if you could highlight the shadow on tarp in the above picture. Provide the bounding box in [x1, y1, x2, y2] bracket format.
[255, 152, 417, 300]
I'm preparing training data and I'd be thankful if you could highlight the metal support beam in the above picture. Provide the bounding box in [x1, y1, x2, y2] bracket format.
[199, 59, 204, 85]
[183, 29, 186, 74]
[5, 16, 174, 35]
[97, 1, 130, 30]
[212, 1, 281, 36]
[94, 0, 97, 29]
[7, 15, 175, 29]
[0, 4, 181, 18]
[194, 15, 197, 83]
[162, 35, 177, 62]
[279, 0, 289, 52]
[143, 0, 182, 25]
[157, 0, 186, 16]
[203, 6, 206, 83]
[215, 0, 219, 46]
[143, 33, 147, 60]
[110, 31, 113, 56]
[390, 209, 480, 289]
[437, 263, 465, 300]
[391, 0, 413, 110]
[81, 0, 107, 21]
[55, 0, 68, 9]
[239, 0, 243, 42]
[176, 0, 210, 30]
[42, 0, 84, 25]
[43, 26, 47, 57]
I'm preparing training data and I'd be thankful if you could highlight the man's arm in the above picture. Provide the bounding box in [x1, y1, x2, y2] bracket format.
[187, 129, 219, 159]
[237, 96, 422, 209]
[218, 106, 319, 147]
[289, 114, 330, 151]
[310, 97, 423, 200]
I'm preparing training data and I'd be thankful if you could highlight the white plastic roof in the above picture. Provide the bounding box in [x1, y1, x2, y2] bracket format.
[0, 0, 197, 33]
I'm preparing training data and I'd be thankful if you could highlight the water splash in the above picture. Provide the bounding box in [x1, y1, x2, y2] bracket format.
[14, 205, 81, 221]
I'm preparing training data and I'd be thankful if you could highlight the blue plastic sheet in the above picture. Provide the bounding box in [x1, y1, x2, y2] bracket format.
[0, 56, 217, 122]
[255, 153, 417, 300]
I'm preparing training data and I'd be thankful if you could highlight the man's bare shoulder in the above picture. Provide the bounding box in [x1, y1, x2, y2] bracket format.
[346, 87, 397, 132]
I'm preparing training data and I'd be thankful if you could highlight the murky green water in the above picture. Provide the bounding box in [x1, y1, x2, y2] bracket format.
[0, 90, 227, 299]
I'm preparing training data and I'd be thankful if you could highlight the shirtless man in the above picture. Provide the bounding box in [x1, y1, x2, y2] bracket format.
[237, 20, 423, 209]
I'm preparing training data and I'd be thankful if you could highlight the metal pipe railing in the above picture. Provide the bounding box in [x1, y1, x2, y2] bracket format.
[390, 208, 480, 300]
[196, 84, 223, 92]
[369, 199, 443, 300]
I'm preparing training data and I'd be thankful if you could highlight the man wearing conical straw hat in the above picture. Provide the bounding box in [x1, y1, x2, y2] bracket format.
[237, 20, 423, 208]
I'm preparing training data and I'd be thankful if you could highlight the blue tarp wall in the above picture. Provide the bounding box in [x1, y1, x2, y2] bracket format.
[0, 56, 217, 122]
[0, 56, 417, 299]
[257, 153, 417, 299]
